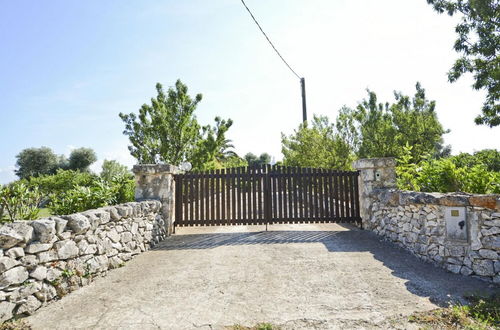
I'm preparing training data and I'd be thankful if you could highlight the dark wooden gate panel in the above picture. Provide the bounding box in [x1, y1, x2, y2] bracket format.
[175, 166, 360, 227]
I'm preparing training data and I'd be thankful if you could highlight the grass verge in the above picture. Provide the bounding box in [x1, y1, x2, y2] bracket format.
[409, 294, 499, 329]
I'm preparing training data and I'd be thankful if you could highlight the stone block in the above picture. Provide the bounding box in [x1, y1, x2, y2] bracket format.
[16, 295, 42, 315]
[30, 266, 47, 281]
[0, 266, 28, 287]
[54, 240, 79, 260]
[0, 257, 20, 273]
[469, 195, 498, 210]
[478, 249, 498, 259]
[472, 259, 495, 276]
[64, 214, 91, 234]
[30, 219, 56, 243]
[0, 301, 15, 322]
[24, 243, 52, 254]
[0, 222, 33, 248]
[5, 247, 24, 258]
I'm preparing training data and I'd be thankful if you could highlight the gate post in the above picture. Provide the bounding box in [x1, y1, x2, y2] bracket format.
[132, 164, 180, 236]
[353, 158, 396, 230]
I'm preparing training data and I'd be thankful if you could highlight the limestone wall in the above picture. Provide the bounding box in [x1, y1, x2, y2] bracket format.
[369, 190, 499, 283]
[0, 200, 165, 321]
[354, 157, 500, 284]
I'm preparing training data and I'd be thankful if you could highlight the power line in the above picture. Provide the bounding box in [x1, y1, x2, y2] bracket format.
[240, 0, 301, 79]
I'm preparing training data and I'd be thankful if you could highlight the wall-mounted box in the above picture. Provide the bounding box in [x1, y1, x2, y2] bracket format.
[445, 207, 467, 241]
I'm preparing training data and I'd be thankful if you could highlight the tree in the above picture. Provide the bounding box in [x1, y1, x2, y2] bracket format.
[281, 115, 354, 170]
[119, 80, 202, 164]
[427, 0, 499, 127]
[191, 117, 237, 171]
[244, 153, 272, 167]
[15, 147, 60, 179]
[100, 160, 131, 182]
[336, 83, 449, 162]
[68, 147, 97, 172]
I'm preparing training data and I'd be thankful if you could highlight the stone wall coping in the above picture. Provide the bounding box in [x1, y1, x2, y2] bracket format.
[353, 157, 396, 170]
[375, 188, 500, 210]
[0, 200, 162, 248]
[132, 164, 180, 175]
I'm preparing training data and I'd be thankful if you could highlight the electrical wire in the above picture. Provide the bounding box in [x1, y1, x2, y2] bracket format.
[240, 0, 302, 79]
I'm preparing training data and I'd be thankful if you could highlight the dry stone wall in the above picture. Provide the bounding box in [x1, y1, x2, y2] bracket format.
[369, 190, 500, 283]
[354, 157, 500, 284]
[0, 200, 165, 322]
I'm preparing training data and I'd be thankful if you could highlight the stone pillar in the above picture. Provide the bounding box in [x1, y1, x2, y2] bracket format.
[132, 164, 180, 236]
[353, 157, 396, 229]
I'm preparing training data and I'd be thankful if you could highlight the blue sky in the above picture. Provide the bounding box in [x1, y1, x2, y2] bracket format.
[1, 0, 498, 183]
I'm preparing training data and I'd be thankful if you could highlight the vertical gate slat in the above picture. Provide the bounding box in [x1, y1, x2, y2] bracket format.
[328, 169, 334, 220]
[235, 167, 241, 223]
[208, 170, 214, 223]
[204, 171, 210, 225]
[271, 166, 277, 221]
[304, 168, 309, 221]
[349, 172, 356, 222]
[305, 168, 311, 222]
[221, 169, 226, 223]
[297, 167, 303, 222]
[354, 171, 360, 220]
[175, 176, 182, 226]
[226, 168, 231, 225]
[215, 169, 220, 225]
[284, 166, 288, 223]
[276, 166, 282, 222]
[344, 172, 351, 219]
[257, 166, 265, 223]
[292, 167, 298, 220]
[230, 167, 236, 225]
[318, 169, 325, 222]
[334, 171, 340, 220]
[322, 169, 328, 221]
[183, 176, 189, 226]
[242, 167, 247, 224]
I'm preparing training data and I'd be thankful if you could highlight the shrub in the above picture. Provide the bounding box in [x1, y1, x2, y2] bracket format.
[48, 179, 115, 215]
[0, 182, 43, 222]
[397, 145, 500, 194]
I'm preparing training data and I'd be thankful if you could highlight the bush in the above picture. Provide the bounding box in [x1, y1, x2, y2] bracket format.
[0, 182, 43, 222]
[29, 169, 97, 196]
[397, 145, 500, 194]
[48, 179, 116, 215]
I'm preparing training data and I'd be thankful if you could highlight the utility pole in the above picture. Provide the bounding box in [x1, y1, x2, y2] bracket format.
[301, 77, 307, 123]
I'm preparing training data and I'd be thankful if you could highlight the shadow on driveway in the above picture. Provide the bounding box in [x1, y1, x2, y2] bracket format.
[156, 225, 497, 307]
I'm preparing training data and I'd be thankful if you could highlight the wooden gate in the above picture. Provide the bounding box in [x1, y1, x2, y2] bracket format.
[174, 165, 360, 227]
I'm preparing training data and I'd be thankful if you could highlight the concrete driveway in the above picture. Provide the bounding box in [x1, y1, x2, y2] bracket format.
[27, 224, 496, 329]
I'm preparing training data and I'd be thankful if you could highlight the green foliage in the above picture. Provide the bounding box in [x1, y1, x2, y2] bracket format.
[222, 156, 248, 168]
[48, 179, 115, 215]
[119, 80, 202, 164]
[15, 146, 98, 179]
[337, 83, 449, 162]
[15, 147, 60, 179]
[427, 0, 499, 127]
[281, 115, 354, 170]
[451, 149, 500, 172]
[0, 182, 42, 222]
[28, 169, 134, 216]
[29, 169, 97, 196]
[396, 145, 500, 193]
[191, 117, 237, 171]
[100, 160, 131, 182]
[120, 80, 237, 172]
[410, 294, 499, 330]
[68, 147, 97, 171]
[244, 153, 272, 167]
[109, 175, 135, 204]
